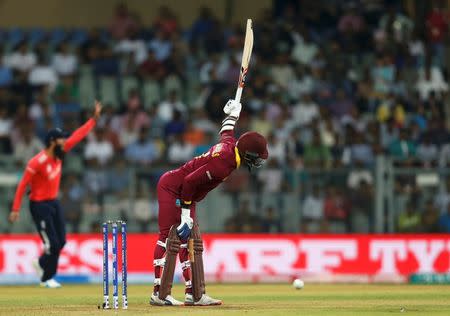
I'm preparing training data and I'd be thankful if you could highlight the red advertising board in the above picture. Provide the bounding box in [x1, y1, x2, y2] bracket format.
[0, 234, 449, 283]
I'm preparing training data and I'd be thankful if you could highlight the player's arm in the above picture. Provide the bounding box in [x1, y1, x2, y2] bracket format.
[9, 164, 35, 222]
[176, 159, 231, 239]
[219, 99, 242, 141]
[64, 100, 102, 152]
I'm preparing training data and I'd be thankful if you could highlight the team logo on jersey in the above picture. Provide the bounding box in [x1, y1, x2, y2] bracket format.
[46, 164, 52, 173]
[212, 144, 223, 157]
[48, 165, 61, 180]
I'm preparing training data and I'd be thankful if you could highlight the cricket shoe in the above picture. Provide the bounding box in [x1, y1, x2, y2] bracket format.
[40, 278, 62, 288]
[32, 259, 44, 279]
[150, 292, 183, 306]
[185, 293, 222, 306]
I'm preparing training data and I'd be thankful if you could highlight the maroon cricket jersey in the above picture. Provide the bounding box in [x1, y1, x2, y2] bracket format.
[161, 130, 241, 202]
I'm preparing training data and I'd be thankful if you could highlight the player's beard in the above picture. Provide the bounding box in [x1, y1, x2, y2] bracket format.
[54, 144, 65, 161]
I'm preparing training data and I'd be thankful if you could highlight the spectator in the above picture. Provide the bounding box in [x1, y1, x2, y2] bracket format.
[270, 52, 296, 90]
[371, 54, 395, 95]
[3, 41, 36, 73]
[190, 6, 215, 40]
[329, 89, 354, 119]
[193, 132, 214, 157]
[113, 91, 150, 134]
[379, 5, 413, 43]
[439, 203, 450, 233]
[154, 6, 179, 36]
[157, 90, 186, 123]
[108, 158, 130, 194]
[0, 107, 12, 153]
[291, 28, 318, 66]
[260, 206, 282, 233]
[341, 106, 367, 132]
[165, 110, 186, 138]
[416, 135, 439, 167]
[303, 130, 331, 168]
[291, 93, 319, 127]
[338, 4, 365, 34]
[408, 29, 426, 67]
[80, 28, 105, 63]
[421, 200, 439, 233]
[398, 201, 421, 233]
[423, 118, 449, 148]
[114, 29, 148, 66]
[224, 200, 257, 233]
[84, 128, 114, 166]
[288, 65, 314, 100]
[110, 3, 138, 40]
[257, 159, 283, 193]
[125, 128, 160, 166]
[266, 132, 286, 165]
[342, 132, 374, 166]
[133, 186, 153, 232]
[301, 186, 324, 233]
[167, 133, 194, 164]
[118, 116, 139, 149]
[54, 75, 79, 104]
[388, 128, 416, 163]
[439, 144, 450, 168]
[83, 160, 109, 196]
[92, 46, 120, 76]
[347, 161, 373, 190]
[416, 56, 448, 100]
[13, 125, 43, 167]
[183, 120, 205, 146]
[191, 109, 217, 134]
[28, 53, 58, 91]
[148, 29, 173, 62]
[349, 180, 373, 233]
[60, 175, 83, 233]
[426, 4, 448, 66]
[51, 41, 78, 76]
[323, 186, 350, 233]
[139, 51, 166, 80]
[434, 178, 450, 214]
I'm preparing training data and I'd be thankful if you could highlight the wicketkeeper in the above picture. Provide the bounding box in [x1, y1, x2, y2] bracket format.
[150, 99, 268, 306]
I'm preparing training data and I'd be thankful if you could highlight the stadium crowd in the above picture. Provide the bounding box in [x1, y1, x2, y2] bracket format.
[0, 1, 450, 234]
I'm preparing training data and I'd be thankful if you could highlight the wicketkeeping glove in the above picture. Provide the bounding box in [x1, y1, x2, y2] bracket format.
[223, 99, 242, 118]
[176, 200, 194, 240]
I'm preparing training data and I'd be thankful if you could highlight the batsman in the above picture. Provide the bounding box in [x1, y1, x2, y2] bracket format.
[150, 98, 268, 306]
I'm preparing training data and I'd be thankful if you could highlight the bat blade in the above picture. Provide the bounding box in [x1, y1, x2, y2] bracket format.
[235, 19, 254, 102]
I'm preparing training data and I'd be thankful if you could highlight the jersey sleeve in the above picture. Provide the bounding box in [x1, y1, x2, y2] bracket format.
[64, 118, 96, 152]
[12, 162, 36, 212]
[219, 114, 238, 144]
[180, 156, 233, 203]
[219, 130, 236, 144]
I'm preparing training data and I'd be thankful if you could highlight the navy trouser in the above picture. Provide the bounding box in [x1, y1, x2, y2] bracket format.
[30, 200, 66, 282]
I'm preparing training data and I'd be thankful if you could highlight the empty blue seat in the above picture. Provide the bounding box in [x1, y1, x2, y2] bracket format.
[70, 28, 88, 46]
[28, 28, 46, 46]
[8, 28, 25, 48]
[49, 28, 67, 45]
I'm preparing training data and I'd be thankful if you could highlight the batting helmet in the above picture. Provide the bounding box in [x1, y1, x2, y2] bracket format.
[236, 131, 268, 171]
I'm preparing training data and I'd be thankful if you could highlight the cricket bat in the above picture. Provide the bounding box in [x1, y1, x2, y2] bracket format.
[234, 19, 254, 103]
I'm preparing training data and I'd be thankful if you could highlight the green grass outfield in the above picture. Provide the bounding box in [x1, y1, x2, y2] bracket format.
[0, 284, 449, 316]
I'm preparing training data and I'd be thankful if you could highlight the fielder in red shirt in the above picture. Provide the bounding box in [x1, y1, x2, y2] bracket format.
[150, 99, 268, 306]
[8, 101, 103, 288]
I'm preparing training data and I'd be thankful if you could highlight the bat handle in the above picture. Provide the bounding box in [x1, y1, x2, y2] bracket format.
[188, 238, 195, 262]
[235, 87, 243, 103]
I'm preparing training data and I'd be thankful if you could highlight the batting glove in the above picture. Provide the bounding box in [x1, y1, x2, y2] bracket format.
[176, 203, 194, 240]
[223, 99, 242, 118]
